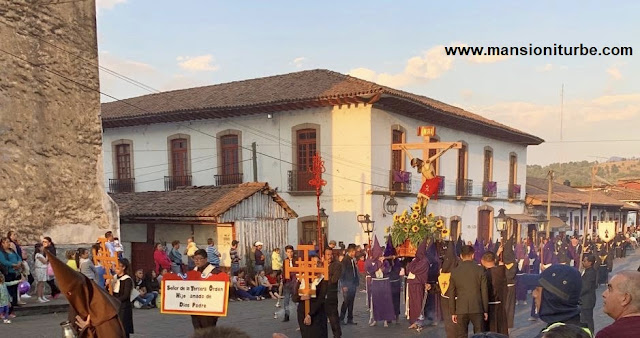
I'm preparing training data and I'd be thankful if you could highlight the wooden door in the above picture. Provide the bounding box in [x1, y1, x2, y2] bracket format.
[477, 210, 492, 243]
[131, 242, 155, 274]
[216, 224, 234, 267]
[171, 138, 188, 177]
[450, 220, 460, 240]
[301, 220, 318, 245]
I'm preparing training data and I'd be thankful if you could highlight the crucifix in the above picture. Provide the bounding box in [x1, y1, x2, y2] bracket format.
[391, 126, 462, 207]
[93, 237, 120, 295]
[284, 244, 329, 316]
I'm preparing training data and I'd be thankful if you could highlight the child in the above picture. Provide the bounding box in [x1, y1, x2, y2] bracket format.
[33, 243, 50, 303]
[65, 250, 78, 271]
[235, 270, 261, 301]
[114, 237, 124, 259]
[265, 270, 281, 302]
[0, 274, 23, 323]
[76, 248, 97, 281]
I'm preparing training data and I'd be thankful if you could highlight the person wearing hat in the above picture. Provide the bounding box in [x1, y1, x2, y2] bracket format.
[254, 241, 265, 274]
[532, 264, 588, 333]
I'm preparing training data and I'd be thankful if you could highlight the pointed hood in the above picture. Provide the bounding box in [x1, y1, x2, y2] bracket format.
[406, 238, 430, 283]
[441, 241, 458, 273]
[46, 251, 125, 335]
[416, 238, 428, 260]
[473, 239, 485, 263]
[456, 235, 463, 257]
[370, 236, 383, 260]
[384, 235, 396, 257]
[503, 236, 516, 263]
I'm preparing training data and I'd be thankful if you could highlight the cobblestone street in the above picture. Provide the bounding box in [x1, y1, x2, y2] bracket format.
[4, 250, 637, 338]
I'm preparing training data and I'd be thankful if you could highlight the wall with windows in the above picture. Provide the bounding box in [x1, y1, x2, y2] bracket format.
[103, 103, 534, 246]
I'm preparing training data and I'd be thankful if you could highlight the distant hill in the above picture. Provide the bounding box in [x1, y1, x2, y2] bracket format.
[527, 159, 640, 187]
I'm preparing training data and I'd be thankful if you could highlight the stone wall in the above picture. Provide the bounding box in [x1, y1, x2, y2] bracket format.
[0, 0, 118, 243]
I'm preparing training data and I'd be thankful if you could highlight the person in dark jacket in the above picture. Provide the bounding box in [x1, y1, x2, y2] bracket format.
[339, 246, 359, 325]
[113, 259, 134, 337]
[439, 239, 458, 338]
[42, 237, 62, 298]
[292, 253, 328, 338]
[324, 248, 342, 338]
[579, 255, 597, 333]
[450, 245, 488, 338]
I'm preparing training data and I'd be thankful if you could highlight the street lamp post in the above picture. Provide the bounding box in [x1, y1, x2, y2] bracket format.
[494, 208, 508, 240]
[357, 214, 375, 254]
[383, 194, 398, 215]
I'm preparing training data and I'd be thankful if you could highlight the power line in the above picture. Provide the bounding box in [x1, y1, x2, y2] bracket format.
[0, 46, 389, 190]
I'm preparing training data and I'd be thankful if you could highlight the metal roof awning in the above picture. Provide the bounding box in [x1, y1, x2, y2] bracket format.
[550, 216, 571, 231]
[506, 214, 538, 222]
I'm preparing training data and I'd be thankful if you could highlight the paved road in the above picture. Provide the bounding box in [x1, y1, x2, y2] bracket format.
[4, 251, 637, 338]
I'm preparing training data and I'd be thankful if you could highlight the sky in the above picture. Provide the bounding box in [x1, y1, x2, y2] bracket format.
[95, 0, 640, 166]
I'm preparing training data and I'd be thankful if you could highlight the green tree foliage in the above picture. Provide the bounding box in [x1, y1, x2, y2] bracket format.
[527, 159, 640, 187]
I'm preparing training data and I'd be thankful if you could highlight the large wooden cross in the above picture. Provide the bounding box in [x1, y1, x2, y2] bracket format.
[93, 237, 120, 295]
[284, 245, 329, 316]
[390, 127, 462, 182]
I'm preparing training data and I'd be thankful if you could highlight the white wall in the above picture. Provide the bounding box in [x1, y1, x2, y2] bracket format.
[104, 103, 533, 246]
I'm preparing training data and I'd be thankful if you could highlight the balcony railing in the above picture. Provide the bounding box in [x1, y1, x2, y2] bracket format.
[456, 178, 473, 197]
[109, 178, 135, 193]
[214, 173, 243, 186]
[483, 181, 497, 198]
[437, 176, 445, 196]
[288, 170, 315, 192]
[509, 183, 521, 199]
[164, 175, 192, 191]
[389, 170, 412, 192]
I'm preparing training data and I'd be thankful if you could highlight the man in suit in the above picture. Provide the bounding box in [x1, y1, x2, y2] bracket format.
[325, 248, 343, 337]
[480, 251, 508, 335]
[580, 254, 598, 333]
[449, 245, 488, 338]
[339, 246, 359, 325]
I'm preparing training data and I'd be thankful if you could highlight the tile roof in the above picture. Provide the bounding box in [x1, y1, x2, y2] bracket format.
[109, 182, 297, 218]
[101, 69, 543, 145]
[526, 177, 624, 207]
[599, 186, 640, 202]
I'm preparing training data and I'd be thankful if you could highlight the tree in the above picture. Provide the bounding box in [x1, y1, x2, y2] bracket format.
[612, 164, 620, 174]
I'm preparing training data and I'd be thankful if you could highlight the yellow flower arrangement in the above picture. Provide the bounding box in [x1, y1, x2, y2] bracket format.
[389, 205, 444, 249]
[385, 226, 390, 233]
[435, 219, 444, 228]
[441, 229, 449, 236]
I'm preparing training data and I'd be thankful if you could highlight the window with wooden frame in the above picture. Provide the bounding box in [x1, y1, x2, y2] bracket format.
[115, 144, 132, 179]
[457, 143, 468, 180]
[297, 129, 317, 172]
[484, 147, 493, 183]
[391, 129, 404, 172]
[509, 153, 517, 186]
[171, 138, 189, 177]
[220, 134, 239, 176]
[428, 136, 440, 175]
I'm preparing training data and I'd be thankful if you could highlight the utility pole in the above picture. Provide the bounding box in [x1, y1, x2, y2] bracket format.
[252, 142, 258, 182]
[546, 170, 553, 239]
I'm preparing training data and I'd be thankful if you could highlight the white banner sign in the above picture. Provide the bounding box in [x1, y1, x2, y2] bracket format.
[161, 280, 228, 316]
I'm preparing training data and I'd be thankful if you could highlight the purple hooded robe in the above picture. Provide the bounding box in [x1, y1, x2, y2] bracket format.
[365, 237, 395, 322]
[406, 239, 429, 324]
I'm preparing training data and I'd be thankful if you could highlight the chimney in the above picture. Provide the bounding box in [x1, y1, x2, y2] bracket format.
[563, 180, 571, 186]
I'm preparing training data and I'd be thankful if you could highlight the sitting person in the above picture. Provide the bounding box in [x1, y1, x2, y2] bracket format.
[135, 286, 156, 309]
[262, 270, 280, 300]
[235, 270, 262, 301]
[249, 272, 269, 299]
[144, 270, 160, 296]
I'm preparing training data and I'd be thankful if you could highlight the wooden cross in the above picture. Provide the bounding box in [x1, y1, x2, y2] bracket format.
[93, 237, 120, 295]
[390, 127, 461, 182]
[284, 245, 329, 316]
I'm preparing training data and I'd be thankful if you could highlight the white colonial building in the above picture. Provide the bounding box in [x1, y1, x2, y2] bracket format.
[101, 69, 543, 259]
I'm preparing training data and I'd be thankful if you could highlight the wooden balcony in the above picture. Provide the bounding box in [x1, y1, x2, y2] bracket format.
[456, 178, 473, 197]
[164, 175, 192, 191]
[483, 181, 497, 198]
[109, 178, 135, 193]
[389, 170, 412, 192]
[214, 173, 243, 186]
